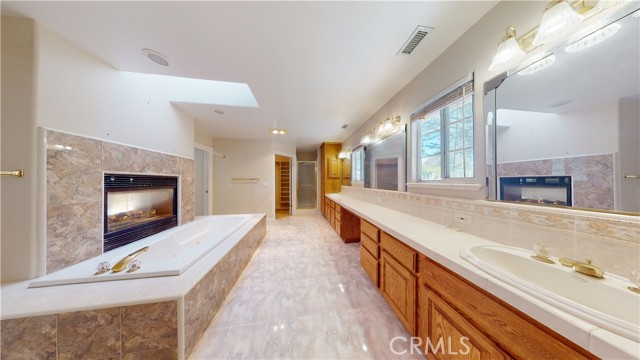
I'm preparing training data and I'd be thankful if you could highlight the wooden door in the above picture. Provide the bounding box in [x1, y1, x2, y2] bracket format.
[380, 251, 416, 334]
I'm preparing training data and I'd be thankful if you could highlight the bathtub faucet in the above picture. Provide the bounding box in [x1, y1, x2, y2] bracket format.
[112, 246, 149, 273]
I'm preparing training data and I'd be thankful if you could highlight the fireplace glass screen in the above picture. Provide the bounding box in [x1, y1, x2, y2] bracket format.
[104, 174, 178, 251]
[106, 189, 174, 233]
[499, 176, 572, 206]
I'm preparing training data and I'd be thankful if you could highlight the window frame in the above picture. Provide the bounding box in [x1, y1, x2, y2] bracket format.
[351, 146, 364, 183]
[411, 74, 475, 184]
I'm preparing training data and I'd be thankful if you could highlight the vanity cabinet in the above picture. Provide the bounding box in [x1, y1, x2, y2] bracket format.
[418, 256, 598, 360]
[380, 232, 418, 335]
[324, 196, 360, 243]
[320, 142, 342, 215]
[360, 220, 380, 286]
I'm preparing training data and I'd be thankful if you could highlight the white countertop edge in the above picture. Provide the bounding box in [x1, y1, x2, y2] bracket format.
[0, 214, 266, 320]
[326, 193, 639, 360]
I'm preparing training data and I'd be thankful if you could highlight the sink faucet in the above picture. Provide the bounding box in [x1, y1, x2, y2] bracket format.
[112, 246, 149, 273]
[559, 258, 605, 278]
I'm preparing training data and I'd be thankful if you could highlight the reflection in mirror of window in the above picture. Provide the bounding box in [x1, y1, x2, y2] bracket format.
[351, 148, 364, 182]
[412, 78, 474, 181]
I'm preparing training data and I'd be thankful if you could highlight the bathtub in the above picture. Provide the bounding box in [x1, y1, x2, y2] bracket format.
[29, 214, 255, 288]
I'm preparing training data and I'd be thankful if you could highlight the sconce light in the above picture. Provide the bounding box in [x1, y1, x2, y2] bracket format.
[532, 1, 584, 46]
[338, 149, 351, 159]
[359, 115, 401, 146]
[488, 26, 527, 71]
[488, 0, 626, 72]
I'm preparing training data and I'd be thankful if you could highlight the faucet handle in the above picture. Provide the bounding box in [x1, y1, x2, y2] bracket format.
[533, 243, 554, 258]
[629, 271, 640, 287]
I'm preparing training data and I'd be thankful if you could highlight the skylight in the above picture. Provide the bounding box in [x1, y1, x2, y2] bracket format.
[167, 76, 259, 108]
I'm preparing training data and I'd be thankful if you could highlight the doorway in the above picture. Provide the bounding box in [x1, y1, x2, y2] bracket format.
[297, 161, 317, 209]
[194, 146, 211, 216]
[275, 155, 291, 219]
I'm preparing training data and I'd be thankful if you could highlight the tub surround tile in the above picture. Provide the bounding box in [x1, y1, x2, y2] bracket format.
[57, 308, 121, 360]
[122, 348, 177, 360]
[121, 302, 177, 355]
[45, 129, 197, 274]
[184, 217, 266, 358]
[1, 315, 57, 360]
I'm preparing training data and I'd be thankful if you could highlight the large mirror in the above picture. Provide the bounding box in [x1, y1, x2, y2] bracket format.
[486, 6, 639, 214]
[361, 125, 407, 191]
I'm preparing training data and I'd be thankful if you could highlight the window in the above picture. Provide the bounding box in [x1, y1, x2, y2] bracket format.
[351, 148, 364, 182]
[412, 79, 474, 181]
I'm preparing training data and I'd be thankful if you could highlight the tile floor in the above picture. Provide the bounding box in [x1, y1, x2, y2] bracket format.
[189, 213, 426, 360]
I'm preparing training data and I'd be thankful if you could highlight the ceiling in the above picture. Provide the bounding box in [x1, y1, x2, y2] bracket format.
[2, 1, 497, 152]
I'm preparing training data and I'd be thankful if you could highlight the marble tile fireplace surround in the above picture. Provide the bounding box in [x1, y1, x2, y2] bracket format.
[46, 129, 195, 273]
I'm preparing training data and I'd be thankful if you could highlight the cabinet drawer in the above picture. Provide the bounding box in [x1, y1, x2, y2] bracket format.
[380, 251, 416, 334]
[381, 232, 416, 273]
[361, 220, 379, 242]
[360, 245, 378, 287]
[331, 200, 336, 209]
[335, 204, 341, 214]
[360, 232, 379, 260]
[334, 220, 341, 235]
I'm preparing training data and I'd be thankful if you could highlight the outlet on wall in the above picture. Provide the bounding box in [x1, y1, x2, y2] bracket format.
[454, 213, 473, 226]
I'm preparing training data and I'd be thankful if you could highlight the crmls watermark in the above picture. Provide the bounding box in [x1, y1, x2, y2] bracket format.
[389, 336, 472, 355]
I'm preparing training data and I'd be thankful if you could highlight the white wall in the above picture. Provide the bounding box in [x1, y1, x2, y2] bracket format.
[496, 100, 619, 163]
[211, 138, 296, 219]
[1, 17, 198, 282]
[342, 1, 548, 199]
[35, 22, 195, 158]
[1, 17, 44, 282]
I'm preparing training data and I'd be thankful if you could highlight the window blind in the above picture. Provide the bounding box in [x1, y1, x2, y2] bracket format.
[410, 81, 474, 121]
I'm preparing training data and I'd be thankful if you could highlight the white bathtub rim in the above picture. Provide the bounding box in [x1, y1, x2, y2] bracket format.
[0, 213, 266, 320]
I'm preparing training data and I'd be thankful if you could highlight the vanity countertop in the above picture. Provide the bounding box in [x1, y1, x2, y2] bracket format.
[327, 193, 639, 360]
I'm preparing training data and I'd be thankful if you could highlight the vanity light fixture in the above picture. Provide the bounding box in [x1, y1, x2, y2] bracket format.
[488, 0, 630, 72]
[270, 129, 287, 135]
[532, 1, 584, 46]
[141, 48, 170, 67]
[488, 26, 527, 71]
[338, 149, 351, 159]
[565, 22, 621, 52]
[359, 115, 401, 146]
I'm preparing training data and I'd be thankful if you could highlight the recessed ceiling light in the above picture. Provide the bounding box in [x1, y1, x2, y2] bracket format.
[141, 48, 170, 66]
[214, 109, 224, 115]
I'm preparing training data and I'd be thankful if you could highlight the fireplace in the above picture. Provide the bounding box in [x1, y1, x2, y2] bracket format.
[499, 176, 572, 207]
[104, 174, 178, 252]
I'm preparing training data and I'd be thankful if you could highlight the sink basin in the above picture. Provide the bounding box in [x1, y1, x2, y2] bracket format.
[460, 245, 640, 342]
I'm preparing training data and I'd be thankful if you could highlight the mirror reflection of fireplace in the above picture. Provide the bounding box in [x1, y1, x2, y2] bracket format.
[104, 174, 178, 251]
[499, 176, 572, 207]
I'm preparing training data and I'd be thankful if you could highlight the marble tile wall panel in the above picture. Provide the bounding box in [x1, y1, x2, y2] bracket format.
[46, 130, 195, 273]
[57, 308, 121, 360]
[184, 217, 266, 358]
[121, 302, 177, 355]
[1, 315, 57, 360]
[0, 302, 178, 360]
[340, 186, 639, 276]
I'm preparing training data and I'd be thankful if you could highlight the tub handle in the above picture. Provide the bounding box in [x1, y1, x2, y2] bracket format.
[112, 246, 149, 273]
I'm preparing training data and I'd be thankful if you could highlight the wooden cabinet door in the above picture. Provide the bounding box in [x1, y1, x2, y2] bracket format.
[380, 251, 416, 334]
[328, 158, 341, 178]
[420, 285, 510, 360]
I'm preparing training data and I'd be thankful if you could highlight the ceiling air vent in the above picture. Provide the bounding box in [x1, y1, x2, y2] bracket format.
[397, 26, 433, 55]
